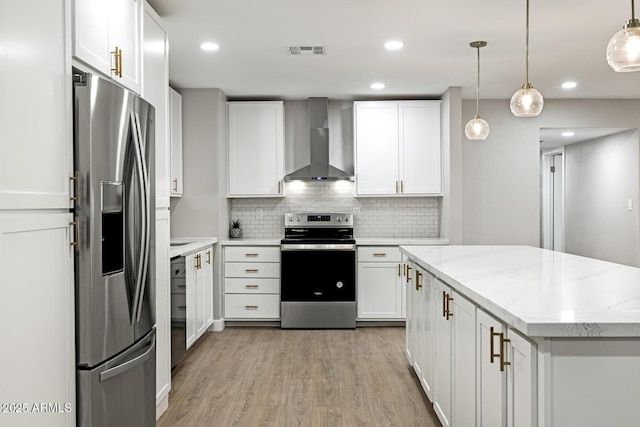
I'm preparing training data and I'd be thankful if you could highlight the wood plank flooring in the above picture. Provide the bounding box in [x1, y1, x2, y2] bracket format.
[157, 327, 439, 427]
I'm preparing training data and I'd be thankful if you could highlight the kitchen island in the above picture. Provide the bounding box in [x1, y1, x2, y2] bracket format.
[400, 245, 640, 427]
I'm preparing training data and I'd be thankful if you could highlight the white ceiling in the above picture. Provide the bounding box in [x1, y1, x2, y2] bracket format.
[539, 127, 634, 150]
[147, 0, 640, 101]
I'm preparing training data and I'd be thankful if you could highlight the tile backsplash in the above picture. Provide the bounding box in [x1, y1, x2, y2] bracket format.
[229, 181, 440, 239]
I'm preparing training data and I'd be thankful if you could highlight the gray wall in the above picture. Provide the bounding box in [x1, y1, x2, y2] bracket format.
[170, 88, 228, 321]
[564, 130, 640, 266]
[461, 98, 640, 248]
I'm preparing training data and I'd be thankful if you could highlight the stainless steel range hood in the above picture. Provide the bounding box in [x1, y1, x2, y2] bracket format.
[284, 97, 354, 181]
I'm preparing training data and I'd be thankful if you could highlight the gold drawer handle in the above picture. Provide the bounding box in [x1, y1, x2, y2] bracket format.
[373, 253, 387, 257]
[245, 305, 259, 310]
[245, 253, 259, 257]
[245, 269, 259, 273]
[245, 284, 259, 289]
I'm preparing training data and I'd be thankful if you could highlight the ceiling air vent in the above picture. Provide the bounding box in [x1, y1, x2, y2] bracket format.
[288, 46, 326, 55]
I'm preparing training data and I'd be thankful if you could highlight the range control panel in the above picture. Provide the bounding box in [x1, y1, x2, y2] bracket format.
[284, 212, 353, 228]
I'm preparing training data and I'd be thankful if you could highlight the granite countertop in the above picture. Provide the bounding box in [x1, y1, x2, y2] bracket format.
[170, 237, 218, 258]
[356, 238, 449, 246]
[400, 245, 640, 338]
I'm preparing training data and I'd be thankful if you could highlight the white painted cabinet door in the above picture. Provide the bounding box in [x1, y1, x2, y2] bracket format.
[154, 210, 171, 405]
[357, 262, 403, 319]
[0, 213, 75, 427]
[354, 102, 399, 195]
[195, 249, 207, 338]
[433, 279, 453, 427]
[143, 6, 169, 208]
[399, 101, 442, 195]
[0, 0, 71, 210]
[185, 253, 197, 349]
[73, 0, 142, 93]
[227, 102, 284, 197]
[169, 87, 184, 197]
[405, 261, 416, 365]
[506, 329, 536, 427]
[452, 290, 476, 427]
[416, 267, 436, 402]
[477, 309, 507, 427]
[203, 247, 214, 328]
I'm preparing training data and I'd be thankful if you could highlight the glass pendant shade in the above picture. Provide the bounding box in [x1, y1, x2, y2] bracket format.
[465, 116, 490, 140]
[510, 84, 544, 117]
[607, 20, 640, 72]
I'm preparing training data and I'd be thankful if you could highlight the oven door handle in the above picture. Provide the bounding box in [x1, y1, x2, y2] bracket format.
[281, 244, 356, 251]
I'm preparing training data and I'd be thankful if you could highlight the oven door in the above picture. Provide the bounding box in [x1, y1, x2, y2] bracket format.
[280, 245, 355, 302]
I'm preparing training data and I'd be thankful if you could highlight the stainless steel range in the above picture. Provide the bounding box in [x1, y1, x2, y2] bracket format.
[280, 212, 356, 328]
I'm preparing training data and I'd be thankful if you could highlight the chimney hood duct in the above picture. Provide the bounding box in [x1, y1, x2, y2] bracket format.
[284, 97, 354, 181]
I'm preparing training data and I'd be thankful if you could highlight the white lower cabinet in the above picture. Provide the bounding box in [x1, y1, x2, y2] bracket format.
[477, 309, 536, 427]
[154, 210, 171, 409]
[357, 246, 404, 319]
[185, 246, 214, 349]
[407, 260, 535, 427]
[0, 213, 75, 427]
[224, 246, 281, 320]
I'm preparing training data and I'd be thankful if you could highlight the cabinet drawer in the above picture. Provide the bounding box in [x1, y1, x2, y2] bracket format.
[171, 294, 187, 320]
[358, 246, 402, 262]
[224, 294, 280, 319]
[225, 262, 280, 278]
[225, 246, 280, 262]
[225, 278, 280, 294]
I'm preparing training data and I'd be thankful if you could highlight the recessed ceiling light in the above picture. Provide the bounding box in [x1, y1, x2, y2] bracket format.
[561, 131, 575, 137]
[200, 42, 220, 52]
[370, 82, 385, 90]
[384, 41, 404, 50]
[561, 81, 577, 89]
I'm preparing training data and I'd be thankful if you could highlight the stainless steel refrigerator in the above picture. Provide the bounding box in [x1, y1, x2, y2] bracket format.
[73, 69, 156, 427]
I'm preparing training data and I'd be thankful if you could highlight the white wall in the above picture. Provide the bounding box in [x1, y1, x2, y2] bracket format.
[461, 98, 640, 247]
[564, 130, 639, 266]
[170, 88, 228, 320]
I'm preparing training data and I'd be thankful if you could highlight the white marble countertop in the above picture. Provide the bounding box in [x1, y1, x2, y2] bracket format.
[220, 238, 281, 246]
[170, 237, 218, 258]
[400, 245, 640, 338]
[356, 238, 449, 246]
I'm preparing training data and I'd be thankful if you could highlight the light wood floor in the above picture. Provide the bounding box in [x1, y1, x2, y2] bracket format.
[157, 327, 439, 427]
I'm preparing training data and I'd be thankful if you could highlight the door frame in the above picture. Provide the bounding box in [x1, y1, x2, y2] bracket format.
[541, 148, 565, 251]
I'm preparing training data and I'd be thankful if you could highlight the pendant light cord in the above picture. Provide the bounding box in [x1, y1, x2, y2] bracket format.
[525, 0, 530, 87]
[633, 0, 636, 20]
[476, 46, 480, 117]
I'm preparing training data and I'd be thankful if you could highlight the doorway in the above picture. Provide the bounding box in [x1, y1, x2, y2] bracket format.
[541, 150, 564, 251]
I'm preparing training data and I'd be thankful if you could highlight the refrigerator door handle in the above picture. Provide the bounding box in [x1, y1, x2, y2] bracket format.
[129, 111, 149, 324]
[99, 334, 156, 382]
[132, 112, 151, 323]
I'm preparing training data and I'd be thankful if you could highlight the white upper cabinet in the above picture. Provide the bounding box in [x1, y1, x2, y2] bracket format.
[354, 101, 441, 196]
[227, 101, 285, 197]
[169, 87, 184, 197]
[0, 0, 71, 210]
[73, 0, 142, 94]
[142, 5, 169, 207]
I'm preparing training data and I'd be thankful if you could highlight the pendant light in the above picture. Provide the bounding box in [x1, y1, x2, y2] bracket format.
[465, 41, 490, 140]
[510, 0, 544, 117]
[606, 0, 640, 72]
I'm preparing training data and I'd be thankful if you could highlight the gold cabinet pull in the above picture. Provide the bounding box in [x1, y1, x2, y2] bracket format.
[245, 269, 259, 273]
[69, 217, 80, 249]
[70, 172, 79, 203]
[173, 178, 178, 192]
[245, 253, 259, 257]
[395, 180, 399, 193]
[442, 291, 447, 317]
[195, 254, 202, 269]
[445, 293, 454, 320]
[111, 46, 122, 77]
[245, 284, 259, 289]
[415, 270, 422, 291]
[405, 266, 412, 283]
[206, 250, 211, 264]
[245, 305, 259, 310]
[373, 253, 387, 257]
[499, 333, 511, 372]
[398, 264, 401, 277]
[278, 180, 281, 193]
[490, 327, 501, 365]
[400, 180, 404, 193]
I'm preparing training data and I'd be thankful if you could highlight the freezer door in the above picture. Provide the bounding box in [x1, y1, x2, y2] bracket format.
[77, 330, 156, 427]
[74, 71, 155, 366]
